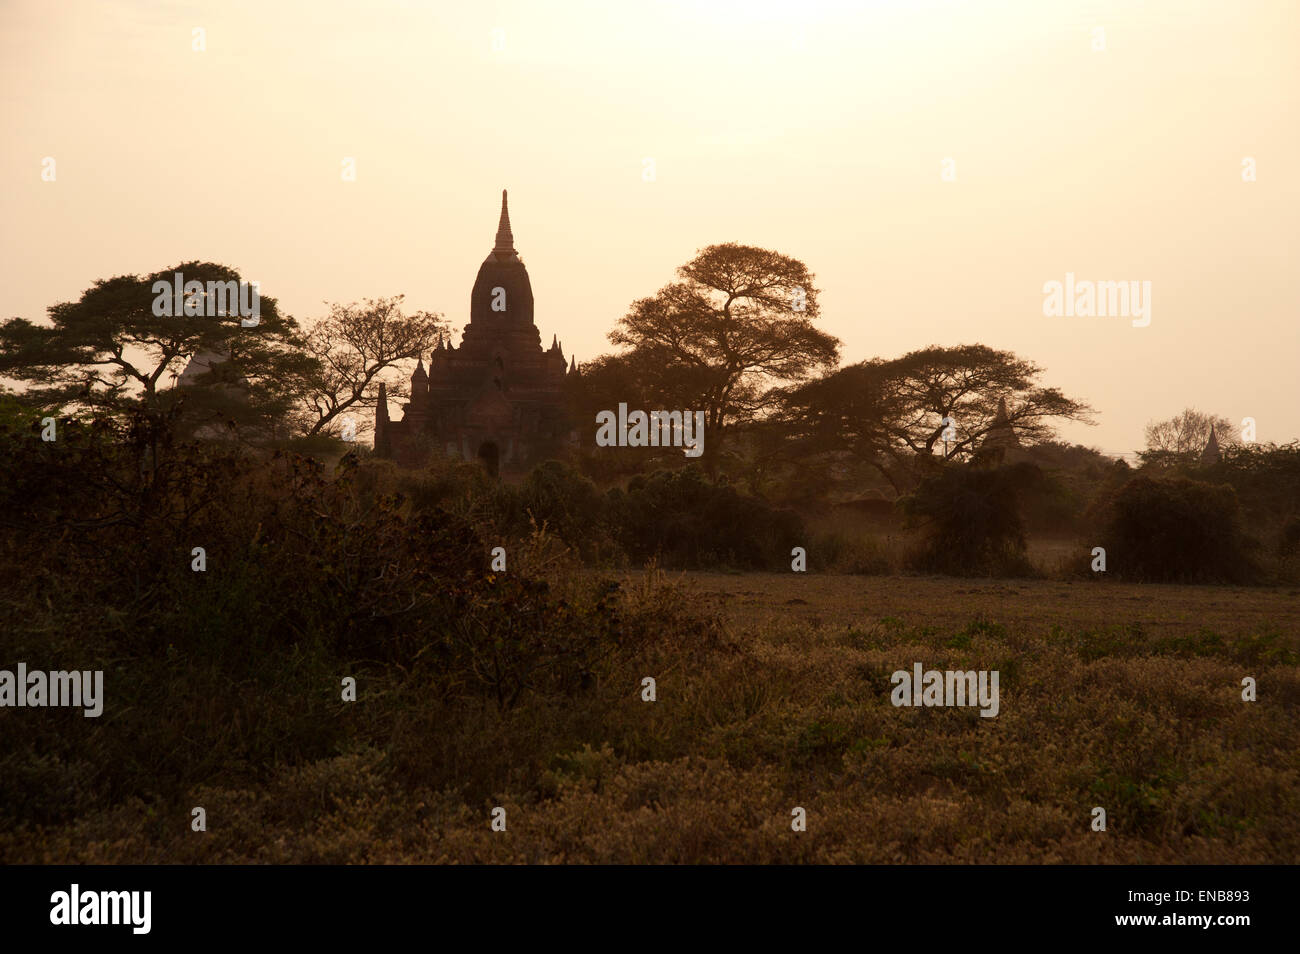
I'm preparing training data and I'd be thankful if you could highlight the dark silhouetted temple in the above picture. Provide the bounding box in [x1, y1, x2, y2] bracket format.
[374, 191, 574, 473]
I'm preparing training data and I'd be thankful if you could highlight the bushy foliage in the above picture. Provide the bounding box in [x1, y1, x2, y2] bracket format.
[505, 460, 611, 560]
[900, 462, 1042, 576]
[1279, 516, 1300, 558]
[808, 529, 896, 574]
[1198, 442, 1300, 552]
[0, 409, 649, 827]
[352, 455, 801, 571]
[610, 468, 803, 570]
[10, 407, 1292, 862]
[1094, 475, 1258, 583]
[1009, 442, 1126, 535]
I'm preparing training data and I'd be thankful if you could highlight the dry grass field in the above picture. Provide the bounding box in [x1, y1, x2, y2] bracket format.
[11, 568, 1297, 865]
[686, 571, 1299, 639]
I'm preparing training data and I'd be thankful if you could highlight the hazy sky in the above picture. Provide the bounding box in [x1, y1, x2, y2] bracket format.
[3, 0, 1297, 453]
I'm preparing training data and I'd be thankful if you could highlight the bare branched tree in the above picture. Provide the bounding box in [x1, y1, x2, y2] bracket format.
[296, 296, 446, 437]
[1143, 408, 1238, 460]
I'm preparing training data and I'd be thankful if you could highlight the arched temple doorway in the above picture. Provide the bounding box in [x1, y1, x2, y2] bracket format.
[477, 440, 500, 478]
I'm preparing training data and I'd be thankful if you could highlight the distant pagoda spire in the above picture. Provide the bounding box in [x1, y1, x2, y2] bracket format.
[374, 381, 391, 457]
[1200, 425, 1221, 464]
[984, 397, 1020, 450]
[494, 190, 514, 253]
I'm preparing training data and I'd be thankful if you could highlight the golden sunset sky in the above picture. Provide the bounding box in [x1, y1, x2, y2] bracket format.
[2, 0, 1296, 453]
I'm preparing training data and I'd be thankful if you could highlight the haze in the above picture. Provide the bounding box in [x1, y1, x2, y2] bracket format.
[2, 0, 1296, 453]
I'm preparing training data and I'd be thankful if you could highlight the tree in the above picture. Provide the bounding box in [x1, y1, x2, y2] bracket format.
[1142, 408, 1238, 464]
[769, 345, 1094, 495]
[0, 261, 307, 434]
[875, 345, 1093, 462]
[294, 296, 445, 437]
[1095, 476, 1256, 583]
[1198, 441, 1300, 530]
[607, 243, 840, 458]
[901, 461, 1044, 576]
[762, 359, 906, 494]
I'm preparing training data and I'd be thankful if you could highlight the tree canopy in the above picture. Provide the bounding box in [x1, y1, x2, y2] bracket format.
[1142, 407, 1238, 465]
[292, 296, 445, 437]
[605, 243, 840, 456]
[770, 344, 1094, 493]
[0, 261, 308, 435]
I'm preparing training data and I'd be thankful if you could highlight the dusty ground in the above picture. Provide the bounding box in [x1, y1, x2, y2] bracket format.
[675, 571, 1300, 638]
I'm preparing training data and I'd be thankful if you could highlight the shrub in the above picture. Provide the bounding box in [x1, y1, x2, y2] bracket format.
[1277, 515, 1300, 558]
[1199, 441, 1300, 529]
[1018, 470, 1083, 535]
[0, 409, 635, 827]
[611, 468, 803, 570]
[808, 530, 895, 574]
[1093, 475, 1258, 583]
[900, 462, 1041, 577]
[511, 460, 611, 559]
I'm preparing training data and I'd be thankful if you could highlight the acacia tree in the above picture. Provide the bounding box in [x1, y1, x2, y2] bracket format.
[0, 261, 307, 430]
[607, 243, 840, 458]
[763, 360, 907, 492]
[294, 296, 446, 437]
[566, 349, 713, 480]
[875, 345, 1093, 461]
[769, 345, 1094, 495]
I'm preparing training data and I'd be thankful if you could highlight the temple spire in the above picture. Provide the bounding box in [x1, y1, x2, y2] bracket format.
[373, 381, 390, 456]
[494, 189, 514, 252]
[1200, 425, 1221, 464]
[984, 397, 1019, 451]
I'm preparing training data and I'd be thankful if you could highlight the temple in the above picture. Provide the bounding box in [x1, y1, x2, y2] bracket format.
[374, 191, 574, 474]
